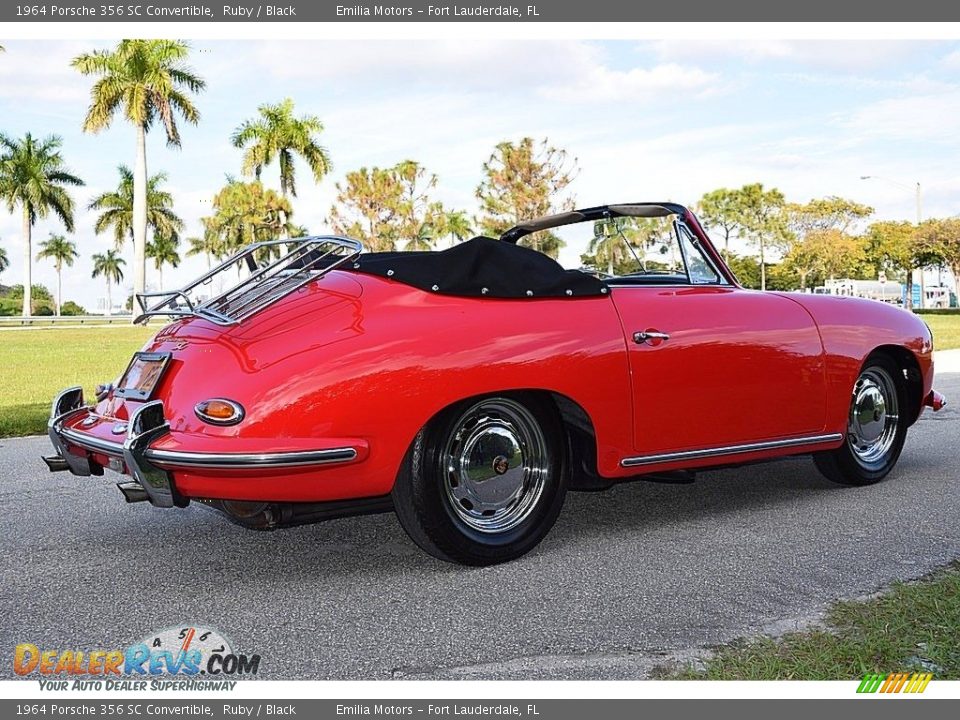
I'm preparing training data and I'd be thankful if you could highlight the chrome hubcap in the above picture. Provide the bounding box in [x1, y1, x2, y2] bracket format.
[847, 367, 899, 468]
[441, 398, 549, 534]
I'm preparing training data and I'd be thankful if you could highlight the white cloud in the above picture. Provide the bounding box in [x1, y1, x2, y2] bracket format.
[242, 40, 721, 104]
[651, 40, 932, 73]
[941, 49, 960, 70]
[840, 90, 960, 145]
[0, 40, 103, 105]
[540, 62, 719, 102]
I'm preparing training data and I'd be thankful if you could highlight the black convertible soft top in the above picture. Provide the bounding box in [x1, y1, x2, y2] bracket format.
[353, 236, 607, 299]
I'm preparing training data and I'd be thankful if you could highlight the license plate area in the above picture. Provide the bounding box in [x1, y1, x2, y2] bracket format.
[114, 352, 172, 401]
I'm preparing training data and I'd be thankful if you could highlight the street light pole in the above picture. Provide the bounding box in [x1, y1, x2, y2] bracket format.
[860, 175, 924, 309]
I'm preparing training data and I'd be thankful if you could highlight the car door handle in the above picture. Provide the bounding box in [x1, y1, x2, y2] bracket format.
[633, 330, 670, 344]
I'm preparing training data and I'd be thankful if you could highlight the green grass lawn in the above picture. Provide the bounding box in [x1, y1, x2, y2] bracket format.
[661, 564, 960, 680]
[0, 326, 156, 438]
[926, 314, 960, 353]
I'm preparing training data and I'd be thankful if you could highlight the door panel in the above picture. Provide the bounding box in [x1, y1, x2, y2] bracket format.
[611, 286, 827, 454]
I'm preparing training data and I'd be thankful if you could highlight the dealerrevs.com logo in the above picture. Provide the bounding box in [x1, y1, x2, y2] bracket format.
[14, 625, 261, 691]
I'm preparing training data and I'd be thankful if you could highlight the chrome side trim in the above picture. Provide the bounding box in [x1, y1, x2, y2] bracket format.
[145, 447, 358, 469]
[620, 433, 844, 468]
[58, 425, 358, 470]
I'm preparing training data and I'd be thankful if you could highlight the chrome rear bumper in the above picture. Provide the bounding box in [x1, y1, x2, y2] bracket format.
[47, 387, 183, 508]
[45, 387, 360, 508]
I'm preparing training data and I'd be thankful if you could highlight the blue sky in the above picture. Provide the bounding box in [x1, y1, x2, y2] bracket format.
[1, 39, 958, 310]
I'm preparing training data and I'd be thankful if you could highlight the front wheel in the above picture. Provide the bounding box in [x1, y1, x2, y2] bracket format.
[392, 394, 568, 565]
[814, 354, 908, 486]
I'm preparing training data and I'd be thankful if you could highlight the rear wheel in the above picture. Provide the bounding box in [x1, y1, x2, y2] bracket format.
[392, 394, 568, 565]
[814, 354, 908, 486]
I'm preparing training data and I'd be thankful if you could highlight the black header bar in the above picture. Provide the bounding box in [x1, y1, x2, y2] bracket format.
[4, 0, 960, 23]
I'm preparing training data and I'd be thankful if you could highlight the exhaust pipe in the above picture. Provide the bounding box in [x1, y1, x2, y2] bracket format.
[116, 481, 149, 504]
[42, 455, 70, 472]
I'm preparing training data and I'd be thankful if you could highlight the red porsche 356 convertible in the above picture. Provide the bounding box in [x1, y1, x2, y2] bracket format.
[45, 203, 946, 564]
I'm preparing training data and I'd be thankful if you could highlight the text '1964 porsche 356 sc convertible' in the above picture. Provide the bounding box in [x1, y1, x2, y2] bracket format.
[44, 203, 947, 565]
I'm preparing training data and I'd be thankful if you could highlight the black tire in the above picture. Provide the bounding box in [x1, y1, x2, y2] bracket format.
[392, 393, 568, 565]
[814, 353, 909, 486]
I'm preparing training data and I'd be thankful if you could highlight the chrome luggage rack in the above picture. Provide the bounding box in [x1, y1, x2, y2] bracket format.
[134, 236, 363, 326]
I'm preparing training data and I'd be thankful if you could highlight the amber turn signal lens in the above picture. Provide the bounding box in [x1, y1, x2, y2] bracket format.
[195, 399, 245, 426]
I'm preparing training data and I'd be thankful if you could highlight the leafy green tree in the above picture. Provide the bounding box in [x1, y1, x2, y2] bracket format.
[915, 218, 960, 304]
[329, 160, 451, 252]
[146, 233, 181, 291]
[475, 137, 578, 258]
[91, 249, 125, 316]
[232, 98, 332, 200]
[61, 300, 87, 316]
[696, 188, 745, 261]
[36, 233, 79, 315]
[89, 165, 183, 250]
[736, 183, 788, 291]
[202, 180, 293, 260]
[74, 40, 204, 310]
[0, 133, 83, 316]
[786, 196, 873, 236]
[780, 196, 873, 289]
[6, 283, 53, 301]
[864, 221, 927, 308]
[725, 252, 761, 289]
[782, 229, 869, 290]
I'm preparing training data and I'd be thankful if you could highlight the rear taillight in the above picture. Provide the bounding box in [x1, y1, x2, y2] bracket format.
[195, 398, 245, 426]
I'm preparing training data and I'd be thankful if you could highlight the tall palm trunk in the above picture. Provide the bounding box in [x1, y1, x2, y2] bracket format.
[106, 278, 112, 317]
[55, 261, 62, 316]
[759, 235, 767, 291]
[21, 207, 31, 317]
[132, 124, 148, 319]
[279, 185, 290, 240]
[159, 266, 163, 292]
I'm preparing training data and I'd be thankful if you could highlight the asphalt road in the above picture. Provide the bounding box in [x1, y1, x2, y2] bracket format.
[1, 371, 957, 680]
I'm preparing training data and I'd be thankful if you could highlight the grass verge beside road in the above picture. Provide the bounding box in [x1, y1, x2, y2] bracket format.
[661, 564, 960, 679]
[926, 314, 960, 353]
[0, 326, 155, 437]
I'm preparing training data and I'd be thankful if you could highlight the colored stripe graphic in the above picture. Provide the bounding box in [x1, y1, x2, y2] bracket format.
[857, 672, 932, 694]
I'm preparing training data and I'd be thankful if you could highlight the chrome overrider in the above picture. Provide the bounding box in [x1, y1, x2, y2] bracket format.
[44, 386, 359, 508]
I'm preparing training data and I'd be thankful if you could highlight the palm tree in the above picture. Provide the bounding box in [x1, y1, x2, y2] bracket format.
[91, 250, 125, 316]
[36, 233, 79, 315]
[0, 245, 9, 277]
[443, 210, 472, 246]
[89, 165, 183, 250]
[231, 98, 332, 200]
[73, 40, 204, 311]
[186, 230, 220, 270]
[146, 233, 180, 291]
[405, 223, 436, 252]
[0, 133, 84, 316]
